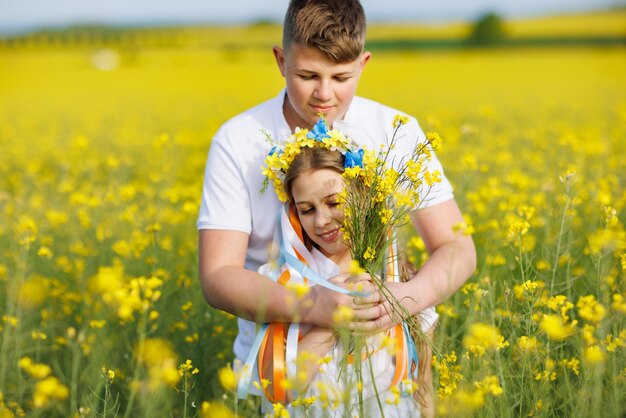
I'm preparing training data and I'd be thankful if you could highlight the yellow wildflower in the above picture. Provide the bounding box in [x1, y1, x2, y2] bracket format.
[33, 377, 69, 408]
[332, 305, 353, 326]
[18, 357, 51, 380]
[584, 345, 605, 364]
[540, 314, 575, 340]
[559, 358, 580, 375]
[577, 295, 606, 323]
[392, 114, 409, 128]
[200, 401, 235, 418]
[17, 276, 47, 309]
[348, 260, 365, 275]
[287, 282, 310, 299]
[363, 247, 376, 261]
[218, 366, 236, 391]
[463, 323, 507, 356]
[516, 336, 539, 352]
[611, 293, 626, 313]
[426, 132, 442, 150]
[272, 402, 290, 417]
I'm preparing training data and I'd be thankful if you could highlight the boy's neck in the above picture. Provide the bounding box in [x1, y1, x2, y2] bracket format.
[283, 94, 312, 132]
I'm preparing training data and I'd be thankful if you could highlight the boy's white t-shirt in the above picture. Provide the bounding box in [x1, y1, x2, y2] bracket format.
[197, 89, 454, 361]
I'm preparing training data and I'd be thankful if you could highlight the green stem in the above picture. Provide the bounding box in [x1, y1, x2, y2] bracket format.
[70, 339, 82, 416]
[355, 335, 365, 418]
[102, 381, 109, 418]
[551, 181, 571, 293]
[517, 233, 526, 283]
[123, 310, 148, 418]
[182, 375, 188, 418]
[366, 350, 385, 417]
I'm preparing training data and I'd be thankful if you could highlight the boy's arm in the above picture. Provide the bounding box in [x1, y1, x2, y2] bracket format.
[199, 229, 359, 325]
[349, 199, 477, 332]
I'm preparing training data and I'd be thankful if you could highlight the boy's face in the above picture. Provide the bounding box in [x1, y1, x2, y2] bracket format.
[273, 44, 371, 131]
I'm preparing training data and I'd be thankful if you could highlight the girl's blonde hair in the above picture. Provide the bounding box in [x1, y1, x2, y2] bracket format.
[283, 146, 344, 202]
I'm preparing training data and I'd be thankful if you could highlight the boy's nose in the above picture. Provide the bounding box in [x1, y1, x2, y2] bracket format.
[313, 80, 332, 101]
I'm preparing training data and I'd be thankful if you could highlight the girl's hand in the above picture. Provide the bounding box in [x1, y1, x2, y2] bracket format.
[348, 281, 420, 334]
[301, 273, 379, 328]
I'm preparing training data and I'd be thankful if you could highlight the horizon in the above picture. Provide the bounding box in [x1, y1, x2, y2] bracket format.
[0, 0, 623, 36]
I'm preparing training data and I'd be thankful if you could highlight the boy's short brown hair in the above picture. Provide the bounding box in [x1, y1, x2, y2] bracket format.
[283, 0, 366, 63]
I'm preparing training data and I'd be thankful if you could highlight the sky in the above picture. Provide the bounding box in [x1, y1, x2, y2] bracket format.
[0, 0, 622, 35]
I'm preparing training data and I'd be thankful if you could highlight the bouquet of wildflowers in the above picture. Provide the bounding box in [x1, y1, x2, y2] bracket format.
[334, 115, 443, 415]
[339, 114, 443, 333]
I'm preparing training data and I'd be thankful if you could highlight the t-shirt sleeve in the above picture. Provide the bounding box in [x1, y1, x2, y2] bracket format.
[197, 134, 252, 233]
[390, 117, 454, 209]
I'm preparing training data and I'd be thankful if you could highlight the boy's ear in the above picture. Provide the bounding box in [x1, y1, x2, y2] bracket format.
[359, 51, 372, 69]
[273, 46, 286, 77]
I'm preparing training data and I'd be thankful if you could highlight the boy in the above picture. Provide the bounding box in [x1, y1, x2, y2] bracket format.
[198, 0, 476, 413]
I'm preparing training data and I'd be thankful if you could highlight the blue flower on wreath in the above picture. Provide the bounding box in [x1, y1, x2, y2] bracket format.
[307, 118, 331, 141]
[344, 149, 364, 168]
[268, 146, 282, 156]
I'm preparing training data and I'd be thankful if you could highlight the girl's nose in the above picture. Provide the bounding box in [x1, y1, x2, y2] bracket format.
[315, 209, 332, 228]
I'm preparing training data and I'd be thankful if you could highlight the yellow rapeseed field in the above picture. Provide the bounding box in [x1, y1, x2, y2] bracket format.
[0, 26, 625, 417]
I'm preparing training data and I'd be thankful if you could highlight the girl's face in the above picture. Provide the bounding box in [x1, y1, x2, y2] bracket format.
[290, 168, 348, 261]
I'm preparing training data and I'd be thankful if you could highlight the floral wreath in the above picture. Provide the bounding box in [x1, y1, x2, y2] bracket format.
[261, 117, 370, 202]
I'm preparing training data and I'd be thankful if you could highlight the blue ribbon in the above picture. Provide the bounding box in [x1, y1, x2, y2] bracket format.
[403, 321, 419, 382]
[236, 323, 269, 400]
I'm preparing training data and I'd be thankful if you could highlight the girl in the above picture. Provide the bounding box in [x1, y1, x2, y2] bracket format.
[253, 145, 438, 417]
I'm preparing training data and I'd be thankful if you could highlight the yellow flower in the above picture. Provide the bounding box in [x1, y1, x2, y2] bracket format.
[559, 358, 580, 375]
[31, 331, 47, 340]
[463, 323, 507, 355]
[474, 375, 503, 396]
[287, 282, 310, 299]
[102, 367, 116, 382]
[218, 366, 237, 391]
[33, 377, 69, 408]
[363, 247, 376, 261]
[612, 294, 626, 313]
[584, 345, 605, 364]
[540, 314, 575, 340]
[332, 305, 353, 326]
[89, 320, 106, 329]
[516, 336, 539, 352]
[253, 378, 271, 391]
[272, 402, 290, 417]
[37, 246, 53, 259]
[17, 276, 48, 309]
[426, 132, 442, 150]
[452, 221, 475, 236]
[19, 357, 52, 379]
[343, 166, 362, 179]
[348, 260, 365, 275]
[424, 169, 441, 187]
[392, 114, 409, 129]
[200, 401, 235, 418]
[378, 207, 393, 224]
[577, 295, 606, 323]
